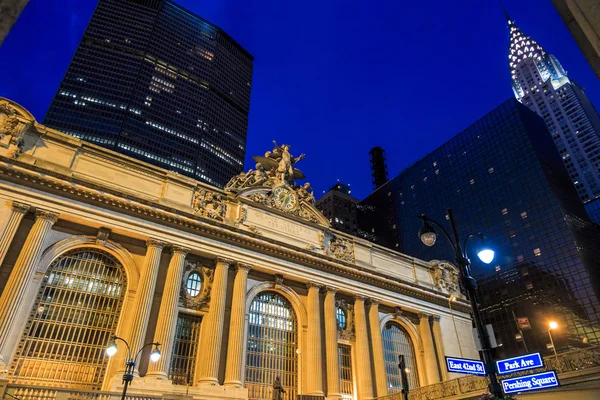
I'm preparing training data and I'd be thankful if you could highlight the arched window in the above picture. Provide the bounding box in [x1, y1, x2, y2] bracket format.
[336, 306, 347, 329]
[382, 322, 420, 393]
[246, 291, 298, 400]
[9, 249, 127, 389]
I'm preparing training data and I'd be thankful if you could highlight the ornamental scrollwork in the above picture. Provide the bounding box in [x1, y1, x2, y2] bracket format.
[326, 232, 355, 263]
[0, 100, 32, 158]
[192, 187, 226, 221]
[180, 261, 214, 310]
[429, 260, 460, 296]
[336, 299, 355, 341]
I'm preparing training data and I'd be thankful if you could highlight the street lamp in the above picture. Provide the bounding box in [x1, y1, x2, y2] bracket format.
[548, 321, 558, 357]
[106, 335, 161, 400]
[418, 208, 503, 398]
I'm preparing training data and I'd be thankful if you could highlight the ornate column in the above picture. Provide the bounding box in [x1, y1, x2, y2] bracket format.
[419, 313, 440, 385]
[224, 263, 251, 387]
[324, 287, 341, 400]
[0, 209, 58, 367]
[368, 300, 388, 397]
[431, 315, 449, 381]
[196, 257, 231, 385]
[354, 295, 374, 400]
[127, 238, 166, 374]
[146, 246, 189, 379]
[0, 202, 29, 267]
[306, 282, 324, 396]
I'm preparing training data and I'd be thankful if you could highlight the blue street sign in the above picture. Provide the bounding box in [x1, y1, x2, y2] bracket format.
[501, 371, 560, 394]
[496, 352, 544, 375]
[445, 356, 486, 376]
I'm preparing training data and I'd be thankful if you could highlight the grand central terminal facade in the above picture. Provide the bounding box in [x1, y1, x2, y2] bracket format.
[0, 98, 478, 400]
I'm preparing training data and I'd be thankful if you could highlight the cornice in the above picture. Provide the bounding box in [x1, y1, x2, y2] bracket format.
[0, 157, 471, 313]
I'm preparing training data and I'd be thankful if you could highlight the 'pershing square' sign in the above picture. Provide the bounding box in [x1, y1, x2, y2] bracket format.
[501, 371, 560, 394]
[445, 356, 486, 376]
[496, 353, 544, 375]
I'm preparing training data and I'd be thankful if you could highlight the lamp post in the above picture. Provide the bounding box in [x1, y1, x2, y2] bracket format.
[418, 208, 503, 398]
[548, 321, 558, 357]
[448, 295, 464, 358]
[398, 355, 410, 400]
[106, 335, 161, 400]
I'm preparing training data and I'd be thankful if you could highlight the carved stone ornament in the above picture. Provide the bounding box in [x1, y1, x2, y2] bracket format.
[325, 231, 355, 263]
[192, 187, 226, 221]
[0, 100, 32, 158]
[96, 227, 111, 245]
[336, 299, 356, 341]
[224, 141, 330, 226]
[429, 260, 460, 296]
[180, 260, 214, 310]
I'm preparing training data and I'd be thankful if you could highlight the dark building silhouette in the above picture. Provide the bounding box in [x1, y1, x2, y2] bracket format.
[44, 0, 253, 188]
[359, 98, 600, 357]
[369, 146, 389, 190]
[316, 183, 359, 235]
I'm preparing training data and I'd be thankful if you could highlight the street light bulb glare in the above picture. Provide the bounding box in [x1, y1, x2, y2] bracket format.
[106, 342, 118, 357]
[549, 321, 558, 330]
[420, 232, 436, 247]
[477, 249, 495, 264]
[150, 348, 161, 363]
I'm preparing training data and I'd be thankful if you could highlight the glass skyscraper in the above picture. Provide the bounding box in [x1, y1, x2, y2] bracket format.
[359, 99, 600, 358]
[506, 13, 600, 222]
[44, 0, 253, 188]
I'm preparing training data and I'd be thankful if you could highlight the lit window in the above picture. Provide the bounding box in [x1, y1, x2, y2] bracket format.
[488, 167, 494, 174]
[502, 208, 508, 215]
[533, 248, 541, 256]
[186, 273, 202, 297]
[495, 265, 501, 272]
[336, 307, 347, 329]
[521, 212, 528, 219]
[470, 179, 475, 185]
[517, 255, 524, 262]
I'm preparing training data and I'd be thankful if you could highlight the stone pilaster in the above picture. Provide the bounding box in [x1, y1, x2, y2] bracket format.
[224, 263, 251, 387]
[146, 246, 189, 379]
[196, 257, 231, 385]
[306, 282, 324, 396]
[127, 239, 166, 374]
[354, 295, 374, 400]
[0, 202, 29, 267]
[419, 313, 440, 385]
[431, 315, 449, 381]
[324, 286, 342, 400]
[0, 209, 58, 367]
[368, 299, 388, 397]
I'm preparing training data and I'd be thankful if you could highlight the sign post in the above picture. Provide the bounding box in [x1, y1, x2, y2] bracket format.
[445, 356, 486, 376]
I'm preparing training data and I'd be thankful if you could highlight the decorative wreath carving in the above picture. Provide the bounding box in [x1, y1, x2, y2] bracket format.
[325, 231, 355, 263]
[180, 261, 214, 310]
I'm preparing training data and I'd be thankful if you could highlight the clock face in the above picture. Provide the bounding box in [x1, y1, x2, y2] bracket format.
[273, 186, 297, 210]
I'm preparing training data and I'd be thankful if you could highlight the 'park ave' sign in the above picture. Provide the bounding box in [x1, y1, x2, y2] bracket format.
[496, 353, 544, 375]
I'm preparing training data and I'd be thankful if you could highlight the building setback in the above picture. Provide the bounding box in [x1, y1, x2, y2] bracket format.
[359, 98, 600, 358]
[316, 183, 359, 235]
[44, 0, 253, 188]
[506, 13, 600, 222]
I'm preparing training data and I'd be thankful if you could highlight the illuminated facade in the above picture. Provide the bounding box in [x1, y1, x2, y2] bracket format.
[506, 13, 600, 221]
[0, 98, 477, 400]
[44, 0, 253, 188]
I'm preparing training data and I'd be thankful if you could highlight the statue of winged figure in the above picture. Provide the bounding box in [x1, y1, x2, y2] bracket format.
[253, 140, 305, 184]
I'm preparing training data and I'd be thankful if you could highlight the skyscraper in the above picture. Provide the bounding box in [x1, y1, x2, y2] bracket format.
[369, 146, 389, 190]
[359, 99, 600, 357]
[44, 0, 253, 188]
[316, 182, 359, 235]
[506, 13, 600, 222]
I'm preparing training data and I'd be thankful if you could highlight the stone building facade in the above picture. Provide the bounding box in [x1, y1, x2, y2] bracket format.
[0, 97, 477, 400]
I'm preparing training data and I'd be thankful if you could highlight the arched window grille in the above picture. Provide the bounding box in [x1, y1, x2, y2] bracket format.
[9, 249, 127, 389]
[336, 307, 347, 330]
[245, 291, 298, 400]
[382, 322, 420, 393]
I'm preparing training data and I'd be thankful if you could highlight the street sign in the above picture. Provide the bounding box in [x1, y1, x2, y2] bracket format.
[501, 371, 560, 394]
[496, 353, 544, 375]
[445, 356, 486, 376]
[517, 317, 532, 330]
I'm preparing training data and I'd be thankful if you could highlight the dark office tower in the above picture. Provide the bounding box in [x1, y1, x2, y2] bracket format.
[359, 99, 600, 358]
[505, 12, 600, 222]
[369, 146, 389, 190]
[316, 183, 359, 235]
[44, 0, 253, 188]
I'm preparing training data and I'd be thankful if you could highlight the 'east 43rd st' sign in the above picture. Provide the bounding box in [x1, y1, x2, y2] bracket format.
[496, 353, 544, 375]
[445, 356, 486, 376]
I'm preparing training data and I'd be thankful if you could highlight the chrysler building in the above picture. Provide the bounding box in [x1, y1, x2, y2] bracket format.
[506, 13, 600, 222]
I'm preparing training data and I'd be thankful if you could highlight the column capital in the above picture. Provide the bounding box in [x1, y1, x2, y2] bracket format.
[306, 281, 323, 290]
[324, 286, 338, 294]
[35, 209, 59, 224]
[369, 298, 381, 306]
[12, 202, 30, 214]
[216, 256, 235, 266]
[418, 312, 432, 321]
[432, 315, 441, 322]
[171, 245, 190, 256]
[354, 293, 366, 302]
[236, 262, 252, 272]
[147, 238, 167, 249]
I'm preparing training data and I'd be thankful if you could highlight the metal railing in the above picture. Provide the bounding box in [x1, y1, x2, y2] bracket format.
[375, 345, 600, 400]
[1, 385, 162, 400]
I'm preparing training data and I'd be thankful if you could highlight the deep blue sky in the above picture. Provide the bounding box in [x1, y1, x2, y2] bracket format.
[1, 0, 599, 200]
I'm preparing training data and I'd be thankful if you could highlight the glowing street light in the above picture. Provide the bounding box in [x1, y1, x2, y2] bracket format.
[548, 321, 558, 357]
